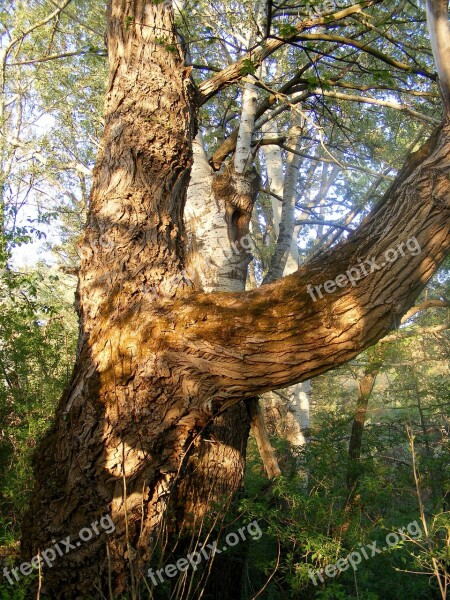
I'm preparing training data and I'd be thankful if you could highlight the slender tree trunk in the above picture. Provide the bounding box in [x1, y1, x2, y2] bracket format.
[346, 369, 379, 492]
[261, 115, 311, 457]
[427, 0, 450, 115]
[340, 366, 379, 536]
[263, 113, 302, 283]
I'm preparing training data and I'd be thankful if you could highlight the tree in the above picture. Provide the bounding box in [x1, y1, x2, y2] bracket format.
[18, 0, 450, 597]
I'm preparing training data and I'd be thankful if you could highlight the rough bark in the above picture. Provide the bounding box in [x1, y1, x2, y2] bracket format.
[170, 8, 265, 579]
[109, 125, 450, 403]
[22, 1, 198, 596]
[20, 1, 450, 598]
[212, 162, 260, 272]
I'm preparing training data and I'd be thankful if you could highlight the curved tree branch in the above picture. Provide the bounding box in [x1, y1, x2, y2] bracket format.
[153, 125, 450, 405]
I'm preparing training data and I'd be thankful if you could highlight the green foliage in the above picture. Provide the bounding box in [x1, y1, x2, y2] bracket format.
[0, 582, 29, 600]
[155, 36, 178, 53]
[240, 58, 257, 76]
[0, 267, 77, 541]
[277, 23, 298, 38]
[0, 1, 449, 598]
[239, 293, 449, 598]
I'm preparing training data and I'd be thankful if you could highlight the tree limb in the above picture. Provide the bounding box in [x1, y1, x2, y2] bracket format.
[156, 124, 450, 404]
[379, 323, 449, 343]
[196, 0, 384, 105]
[401, 299, 450, 323]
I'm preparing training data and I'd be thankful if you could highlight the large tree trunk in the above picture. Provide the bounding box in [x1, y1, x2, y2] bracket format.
[21, 1, 450, 598]
[22, 1, 198, 596]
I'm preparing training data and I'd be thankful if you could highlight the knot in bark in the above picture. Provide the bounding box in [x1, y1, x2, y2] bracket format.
[212, 163, 260, 244]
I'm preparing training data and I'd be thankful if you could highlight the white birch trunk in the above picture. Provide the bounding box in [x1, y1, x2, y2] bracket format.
[184, 133, 249, 292]
[260, 114, 311, 450]
[261, 119, 299, 271]
[234, 78, 259, 174]
[234, 2, 266, 174]
[263, 113, 303, 282]
[426, 0, 450, 115]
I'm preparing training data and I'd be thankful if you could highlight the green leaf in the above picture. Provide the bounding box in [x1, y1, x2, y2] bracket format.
[240, 58, 257, 76]
[278, 23, 298, 38]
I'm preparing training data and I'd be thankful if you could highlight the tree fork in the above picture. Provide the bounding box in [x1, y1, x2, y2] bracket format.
[20, 1, 450, 598]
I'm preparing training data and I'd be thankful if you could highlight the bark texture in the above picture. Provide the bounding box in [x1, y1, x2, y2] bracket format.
[22, 1, 198, 596]
[185, 135, 253, 292]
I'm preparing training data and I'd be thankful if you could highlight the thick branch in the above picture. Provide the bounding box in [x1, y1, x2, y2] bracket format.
[151, 124, 450, 405]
